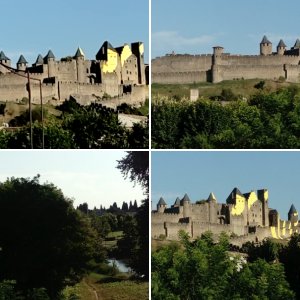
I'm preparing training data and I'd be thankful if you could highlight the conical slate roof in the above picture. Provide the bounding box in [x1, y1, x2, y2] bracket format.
[35, 54, 44, 65]
[74, 47, 85, 58]
[0, 51, 10, 61]
[294, 39, 300, 48]
[277, 39, 287, 47]
[44, 50, 55, 60]
[288, 204, 297, 215]
[17, 55, 27, 64]
[181, 193, 191, 203]
[174, 197, 181, 206]
[261, 35, 272, 44]
[157, 197, 166, 206]
[207, 192, 217, 202]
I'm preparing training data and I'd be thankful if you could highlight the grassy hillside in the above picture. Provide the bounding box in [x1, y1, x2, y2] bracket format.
[76, 266, 148, 300]
[152, 79, 300, 101]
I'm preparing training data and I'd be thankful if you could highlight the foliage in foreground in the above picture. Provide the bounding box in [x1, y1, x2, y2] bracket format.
[152, 87, 300, 148]
[117, 151, 149, 279]
[152, 231, 295, 300]
[0, 176, 103, 299]
[0, 101, 148, 149]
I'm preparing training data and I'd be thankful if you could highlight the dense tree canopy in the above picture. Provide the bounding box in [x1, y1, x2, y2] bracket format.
[117, 151, 149, 278]
[117, 151, 149, 193]
[152, 87, 300, 149]
[152, 231, 295, 300]
[0, 176, 102, 298]
[0, 101, 148, 149]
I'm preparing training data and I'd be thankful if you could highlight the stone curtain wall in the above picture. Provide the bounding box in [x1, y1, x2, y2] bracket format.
[152, 52, 300, 84]
[152, 71, 209, 84]
[152, 55, 213, 73]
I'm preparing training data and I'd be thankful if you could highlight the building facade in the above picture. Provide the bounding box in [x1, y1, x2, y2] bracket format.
[0, 41, 147, 104]
[152, 187, 299, 246]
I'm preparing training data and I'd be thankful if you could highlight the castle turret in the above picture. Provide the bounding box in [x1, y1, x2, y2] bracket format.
[212, 46, 223, 83]
[288, 204, 298, 226]
[292, 39, 300, 49]
[17, 55, 28, 71]
[207, 192, 217, 202]
[260, 35, 272, 56]
[131, 42, 146, 85]
[157, 197, 167, 213]
[207, 192, 218, 223]
[0, 51, 11, 74]
[277, 39, 286, 55]
[173, 197, 181, 208]
[44, 50, 56, 78]
[74, 47, 86, 83]
[257, 189, 269, 226]
[34, 54, 44, 67]
[181, 193, 191, 218]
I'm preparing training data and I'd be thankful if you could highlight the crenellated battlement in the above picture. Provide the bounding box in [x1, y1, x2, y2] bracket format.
[152, 36, 300, 84]
[0, 40, 148, 103]
[152, 187, 300, 242]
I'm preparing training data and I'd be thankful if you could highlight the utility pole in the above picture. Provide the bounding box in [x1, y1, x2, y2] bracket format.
[27, 71, 33, 149]
[0, 62, 44, 149]
[39, 80, 44, 149]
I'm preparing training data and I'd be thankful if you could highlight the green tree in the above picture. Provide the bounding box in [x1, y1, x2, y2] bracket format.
[242, 239, 281, 262]
[152, 231, 295, 300]
[0, 176, 103, 298]
[63, 103, 129, 148]
[279, 233, 300, 299]
[117, 151, 149, 278]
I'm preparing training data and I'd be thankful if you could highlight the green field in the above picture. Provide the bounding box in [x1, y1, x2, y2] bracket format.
[76, 269, 148, 300]
[152, 79, 300, 101]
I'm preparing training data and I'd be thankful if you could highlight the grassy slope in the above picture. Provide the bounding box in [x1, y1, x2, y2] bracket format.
[0, 102, 62, 124]
[152, 79, 300, 101]
[77, 272, 148, 300]
[76, 231, 148, 300]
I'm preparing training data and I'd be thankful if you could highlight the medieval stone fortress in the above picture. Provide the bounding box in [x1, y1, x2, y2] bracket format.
[0, 41, 148, 106]
[152, 187, 299, 246]
[152, 36, 300, 84]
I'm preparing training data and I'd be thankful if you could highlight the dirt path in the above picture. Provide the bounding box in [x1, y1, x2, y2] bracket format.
[82, 279, 100, 300]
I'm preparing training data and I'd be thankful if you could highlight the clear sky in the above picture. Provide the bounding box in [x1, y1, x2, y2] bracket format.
[152, 0, 300, 58]
[0, 0, 149, 65]
[0, 150, 145, 209]
[152, 151, 300, 220]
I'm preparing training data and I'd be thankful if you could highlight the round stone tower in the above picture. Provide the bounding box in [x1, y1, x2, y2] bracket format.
[260, 35, 272, 56]
[157, 197, 167, 213]
[45, 50, 56, 78]
[212, 46, 224, 83]
[181, 193, 191, 218]
[74, 47, 85, 83]
[277, 39, 286, 55]
[0, 51, 11, 74]
[17, 55, 28, 71]
[288, 204, 298, 226]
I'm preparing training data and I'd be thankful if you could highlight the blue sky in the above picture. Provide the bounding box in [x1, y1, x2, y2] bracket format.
[152, 0, 300, 58]
[152, 151, 300, 220]
[0, 0, 149, 65]
[0, 151, 144, 209]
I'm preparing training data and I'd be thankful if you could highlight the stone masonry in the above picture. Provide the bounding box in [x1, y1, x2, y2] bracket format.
[152, 36, 300, 84]
[152, 187, 300, 246]
[0, 41, 148, 105]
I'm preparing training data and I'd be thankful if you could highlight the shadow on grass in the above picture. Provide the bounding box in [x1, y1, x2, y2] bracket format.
[96, 277, 126, 284]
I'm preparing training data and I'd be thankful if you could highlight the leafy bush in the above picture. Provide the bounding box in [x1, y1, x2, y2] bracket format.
[152, 88, 300, 149]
